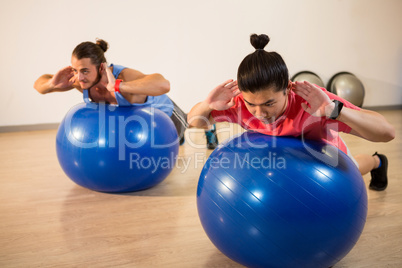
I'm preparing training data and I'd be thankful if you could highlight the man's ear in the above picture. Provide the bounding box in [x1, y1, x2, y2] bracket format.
[99, 62, 106, 73]
[284, 80, 292, 95]
[287, 80, 292, 89]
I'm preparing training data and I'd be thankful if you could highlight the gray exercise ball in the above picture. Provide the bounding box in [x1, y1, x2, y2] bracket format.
[327, 72, 365, 107]
[291, 71, 325, 87]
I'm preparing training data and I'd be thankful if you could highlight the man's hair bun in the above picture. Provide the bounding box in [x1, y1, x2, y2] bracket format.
[95, 38, 108, 52]
[250, 34, 270, 50]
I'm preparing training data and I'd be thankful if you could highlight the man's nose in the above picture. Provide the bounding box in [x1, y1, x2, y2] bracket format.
[77, 72, 84, 81]
[254, 106, 267, 118]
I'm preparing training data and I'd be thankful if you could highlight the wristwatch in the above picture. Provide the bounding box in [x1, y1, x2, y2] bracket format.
[329, 100, 344, 120]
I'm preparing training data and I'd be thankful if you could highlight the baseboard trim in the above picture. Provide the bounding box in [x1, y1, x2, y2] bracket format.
[0, 123, 60, 133]
[365, 104, 402, 111]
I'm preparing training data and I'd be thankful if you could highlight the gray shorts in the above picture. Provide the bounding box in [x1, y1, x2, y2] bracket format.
[169, 98, 188, 140]
[341, 136, 359, 168]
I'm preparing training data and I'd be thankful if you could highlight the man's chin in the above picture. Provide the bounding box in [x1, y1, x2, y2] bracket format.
[80, 83, 91, 89]
[259, 118, 275, 124]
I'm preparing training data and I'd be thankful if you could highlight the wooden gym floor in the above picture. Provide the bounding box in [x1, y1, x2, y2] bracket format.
[0, 109, 401, 267]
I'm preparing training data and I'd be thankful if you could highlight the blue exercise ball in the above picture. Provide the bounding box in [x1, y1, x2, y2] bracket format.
[56, 101, 179, 193]
[197, 132, 367, 268]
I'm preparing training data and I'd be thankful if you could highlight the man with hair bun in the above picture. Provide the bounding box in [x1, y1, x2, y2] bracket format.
[188, 33, 395, 191]
[34, 38, 192, 145]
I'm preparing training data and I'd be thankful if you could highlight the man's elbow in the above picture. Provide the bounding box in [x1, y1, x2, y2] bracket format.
[161, 80, 170, 94]
[187, 115, 210, 129]
[33, 83, 46, 94]
[374, 125, 396, 142]
[153, 73, 170, 94]
[383, 126, 396, 142]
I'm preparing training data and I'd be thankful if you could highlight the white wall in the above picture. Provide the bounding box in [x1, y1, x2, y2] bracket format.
[1, 0, 401, 127]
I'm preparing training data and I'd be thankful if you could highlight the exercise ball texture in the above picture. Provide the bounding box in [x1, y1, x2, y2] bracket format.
[328, 72, 365, 107]
[291, 71, 325, 87]
[56, 101, 179, 193]
[197, 132, 367, 268]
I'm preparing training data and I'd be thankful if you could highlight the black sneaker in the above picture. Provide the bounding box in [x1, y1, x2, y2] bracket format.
[369, 152, 388, 191]
[205, 127, 219, 150]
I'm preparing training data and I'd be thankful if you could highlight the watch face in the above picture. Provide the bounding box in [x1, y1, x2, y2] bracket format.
[330, 100, 343, 120]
